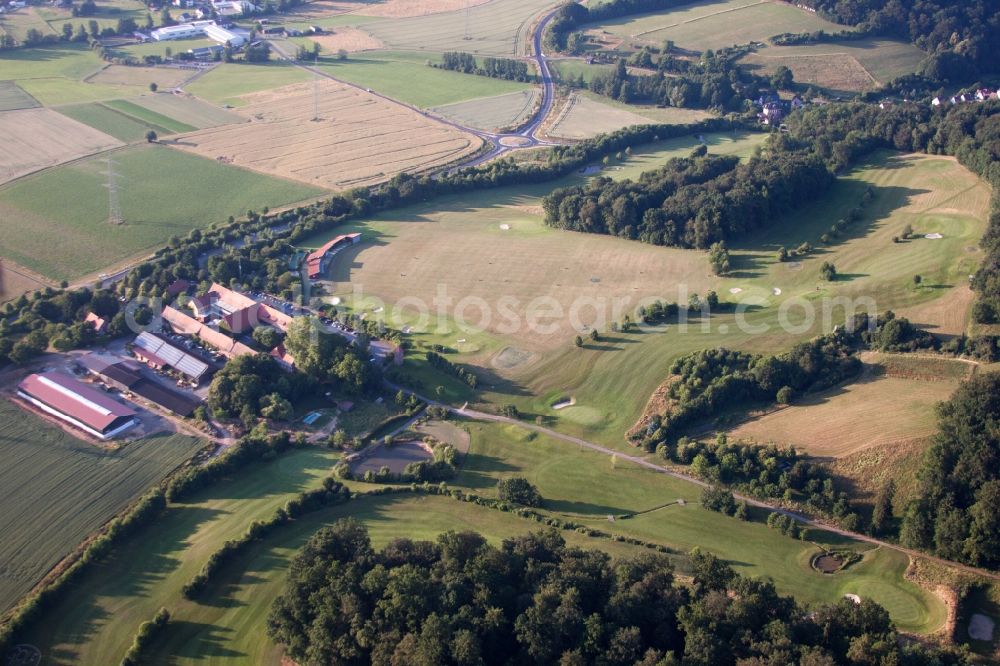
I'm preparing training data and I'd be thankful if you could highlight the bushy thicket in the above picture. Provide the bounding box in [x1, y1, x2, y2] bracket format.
[267, 520, 966, 665]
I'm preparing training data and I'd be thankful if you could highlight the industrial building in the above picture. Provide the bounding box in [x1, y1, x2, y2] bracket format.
[150, 20, 247, 47]
[17, 372, 139, 440]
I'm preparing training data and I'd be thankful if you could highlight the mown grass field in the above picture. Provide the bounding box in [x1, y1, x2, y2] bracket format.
[0, 397, 205, 615]
[0, 80, 39, 111]
[55, 100, 191, 142]
[455, 420, 945, 633]
[548, 91, 713, 139]
[313, 51, 533, 108]
[432, 88, 540, 131]
[0, 43, 141, 105]
[590, 0, 844, 52]
[183, 61, 313, 106]
[739, 38, 926, 95]
[0, 144, 325, 281]
[358, 0, 554, 56]
[725, 352, 970, 458]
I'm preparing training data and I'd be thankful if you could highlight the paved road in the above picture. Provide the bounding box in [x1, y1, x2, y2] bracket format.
[387, 381, 1000, 583]
[267, 1, 571, 170]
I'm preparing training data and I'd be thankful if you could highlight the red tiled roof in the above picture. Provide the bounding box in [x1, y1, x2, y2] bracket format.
[161, 306, 255, 359]
[84, 312, 107, 333]
[18, 371, 136, 434]
[166, 279, 191, 297]
[270, 344, 295, 369]
[258, 303, 292, 332]
[305, 233, 361, 279]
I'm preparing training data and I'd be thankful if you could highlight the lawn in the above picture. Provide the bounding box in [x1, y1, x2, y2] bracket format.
[313, 51, 534, 108]
[588, 0, 845, 53]
[0, 397, 205, 614]
[0, 144, 325, 281]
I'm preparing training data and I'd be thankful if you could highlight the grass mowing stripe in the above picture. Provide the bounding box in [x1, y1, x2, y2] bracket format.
[55, 102, 156, 142]
[103, 98, 197, 134]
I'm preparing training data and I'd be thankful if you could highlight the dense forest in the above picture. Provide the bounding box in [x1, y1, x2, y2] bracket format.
[542, 149, 832, 247]
[899, 373, 1000, 569]
[267, 520, 965, 665]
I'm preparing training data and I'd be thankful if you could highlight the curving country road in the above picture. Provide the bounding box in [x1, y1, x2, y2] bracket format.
[267, 1, 571, 170]
[386, 381, 1000, 584]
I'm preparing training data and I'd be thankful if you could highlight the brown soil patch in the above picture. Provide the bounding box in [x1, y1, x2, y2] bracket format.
[0, 258, 52, 303]
[0, 108, 121, 185]
[626, 376, 677, 440]
[172, 79, 481, 190]
[309, 27, 383, 53]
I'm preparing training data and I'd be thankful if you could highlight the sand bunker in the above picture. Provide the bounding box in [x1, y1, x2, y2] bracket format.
[499, 223, 510, 230]
[772, 287, 782, 295]
[969, 614, 995, 641]
[552, 396, 576, 410]
[844, 594, 862, 604]
[925, 233, 943, 239]
[729, 287, 743, 294]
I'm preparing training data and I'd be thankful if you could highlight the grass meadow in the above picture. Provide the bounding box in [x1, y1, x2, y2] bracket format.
[183, 62, 314, 106]
[312, 50, 534, 108]
[0, 144, 325, 281]
[589, 0, 844, 52]
[55, 98, 196, 142]
[0, 398, 205, 614]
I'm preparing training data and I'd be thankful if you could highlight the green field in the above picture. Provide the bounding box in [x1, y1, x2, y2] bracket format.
[358, 0, 554, 56]
[0, 80, 39, 111]
[183, 62, 313, 106]
[0, 398, 205, 614]
[313, 51, 533, 108]
[55, 100, 185, 142]
[128, 93, 245, 129]
[102, 98, 196, 133]
[588, 0, 845, 53]
[0, 43, 134, 105]
[0, 144, 325, 281]
[549, 91, 714, 139]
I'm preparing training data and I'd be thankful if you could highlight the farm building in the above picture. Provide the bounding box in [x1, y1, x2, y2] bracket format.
[161, 306, 257, 359]
[132, 331, 213, 385]
[306, 233, 361, 280]
[80, 355, 201, 417]
[189, 283, 292, 334]
[17, 372, 139, 440]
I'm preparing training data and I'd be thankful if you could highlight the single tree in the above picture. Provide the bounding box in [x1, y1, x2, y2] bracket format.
[820, 261, 837, 281]
[149, 82, 158, 92]
[497, 477, 542, 506]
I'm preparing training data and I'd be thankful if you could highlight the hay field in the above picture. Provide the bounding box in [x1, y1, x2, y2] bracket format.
[0, 81, 39, 111]
[183, 61, 313, 106]
[593, 0, 844, 52]
[359, 0, 555, 56]
[0, 144, 324, 280]
[0, 397, 204, 614]
[86, 64, 192, 90]
[0, 259, 50, 303]
[548, 92, 712, 139]
[309, 26, 384, 51]
[174, 79, 482, 189]
[128, 92, 246, 129]
[283, 0, 492, 19]
[740, 38, 925, 94]
[725, 353, 970, 459]
[432, 88, 540, 131]
[0, 107, 122, 185]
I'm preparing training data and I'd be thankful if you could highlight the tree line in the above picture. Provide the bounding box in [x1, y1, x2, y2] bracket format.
[433, 52, 535, 82]
[267, 519, 966, 665]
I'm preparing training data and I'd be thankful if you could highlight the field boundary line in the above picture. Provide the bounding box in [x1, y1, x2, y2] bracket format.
[632, 0, 767, 38]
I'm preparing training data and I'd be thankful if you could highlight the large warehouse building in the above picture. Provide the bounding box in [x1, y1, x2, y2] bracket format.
[150, 20, 247, 47]
[17, 372, 139, 440]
